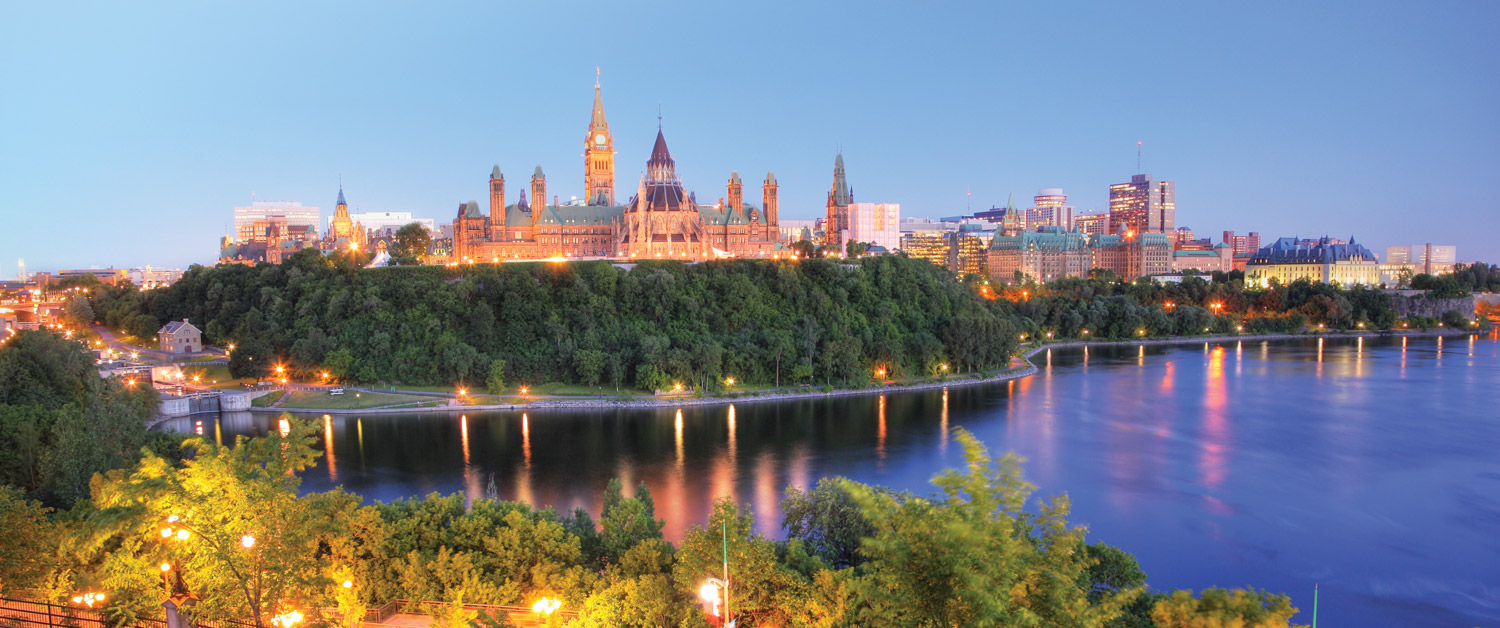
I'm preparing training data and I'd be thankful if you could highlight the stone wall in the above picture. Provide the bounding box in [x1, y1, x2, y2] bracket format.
[1389, 294, 1475, 319]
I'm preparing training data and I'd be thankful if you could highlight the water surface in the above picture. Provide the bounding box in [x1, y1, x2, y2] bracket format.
[164, 334, 1500, 627]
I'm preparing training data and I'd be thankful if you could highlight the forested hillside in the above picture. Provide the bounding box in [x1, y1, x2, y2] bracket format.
[90, 252, 1016, 390]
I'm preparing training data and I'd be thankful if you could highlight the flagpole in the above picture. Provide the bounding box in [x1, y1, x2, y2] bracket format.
[722, 520, 731, 624]
[1312, 583, 1318, 628]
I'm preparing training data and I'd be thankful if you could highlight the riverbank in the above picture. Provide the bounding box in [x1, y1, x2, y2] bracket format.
[248, 328, 1478, 415]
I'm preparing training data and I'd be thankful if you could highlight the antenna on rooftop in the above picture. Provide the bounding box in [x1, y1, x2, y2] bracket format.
[1136, 141, 1143, 174]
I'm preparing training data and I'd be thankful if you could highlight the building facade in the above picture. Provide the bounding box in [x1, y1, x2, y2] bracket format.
[845, 202, 901, 252]
[1025, 188, 1075, 231]
[1171, 243, 1233, 273]
[1090, 232, 1173, 279]
[451, 81, 781, 262]
[1108, 174, 1175, 236]
[1386, 244, 1456, 275]
[1245, 236, 1380, 286]
[233, 201, 319, 243]
[158, 319, 202, 354]
[1223, 231, 1262, 257]
[1073, 212, 1111, 236]
[987, 227, 1090, 283]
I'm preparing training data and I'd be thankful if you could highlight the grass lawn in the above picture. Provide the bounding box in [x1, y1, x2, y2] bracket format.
[277, 390, 439, 410]
[113, 333, 158, 351]
[177, 355, 223, 364]
[251, 390, 286, 407]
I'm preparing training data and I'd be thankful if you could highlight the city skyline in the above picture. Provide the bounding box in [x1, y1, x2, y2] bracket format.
[2, 1, 1497, 272]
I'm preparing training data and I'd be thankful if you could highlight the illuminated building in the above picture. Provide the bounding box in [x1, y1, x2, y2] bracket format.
[900, 229, 991, 277]
[157, 319, 202, 354]
[1025, 188, 1074, 230]
[233, 201, 319, 244]
[1174, 227, 1195, 245]
[1073, 212, 1110, 236]
[335, 212, 436, 237]
[900, 232, 951, 269]
[1171, 243, 1233, 273]
[987, 227, 1090, 283]
[1089, 232, 1172, 279]
[1222, 231, 1262, 257]
[845, 202, 901, 252]
[1387, 244, 1456, 275]
[1245, 236, 1379, 286]
[450, 78, 780, 261]
[1108, 174, 1174, 236]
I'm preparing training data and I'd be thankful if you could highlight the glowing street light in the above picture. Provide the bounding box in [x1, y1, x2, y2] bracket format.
[241, 535, 256, 549]
[530, 598, 561, 616]
[342, 580, 353, 589]
[875, 368, 886, 378]
[1081, 329, 1090, 336]
[519, 386, 529, 395]
[940, 364, 949, 371]
[269, 610, 304, 627]
[725, 377, 735, 386]
[71, 592, 106, 608]
[1137, 329, 1145, 336]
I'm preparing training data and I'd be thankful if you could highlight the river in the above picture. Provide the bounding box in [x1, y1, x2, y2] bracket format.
[161, 334, 1500, 627]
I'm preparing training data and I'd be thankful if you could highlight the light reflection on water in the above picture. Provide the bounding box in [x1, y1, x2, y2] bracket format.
[165, 336, 1500, 628]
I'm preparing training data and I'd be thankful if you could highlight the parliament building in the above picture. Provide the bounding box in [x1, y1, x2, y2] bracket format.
[451, 80, 783, 262]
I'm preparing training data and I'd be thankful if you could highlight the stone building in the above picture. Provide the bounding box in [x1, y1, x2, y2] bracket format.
[988, 227, 1090, 283]
[1245, 236, 1379, 286]
[451, 79, 781, 262]
[158, 319, 202, 354]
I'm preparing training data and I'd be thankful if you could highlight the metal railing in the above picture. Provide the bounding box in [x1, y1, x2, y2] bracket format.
[0, 597, 255, 628]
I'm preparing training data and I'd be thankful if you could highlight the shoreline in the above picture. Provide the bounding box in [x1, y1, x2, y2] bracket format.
[246, 329, 1479, 416]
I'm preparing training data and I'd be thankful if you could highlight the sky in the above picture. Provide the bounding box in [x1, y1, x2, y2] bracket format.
[2, 1, 1497, 273]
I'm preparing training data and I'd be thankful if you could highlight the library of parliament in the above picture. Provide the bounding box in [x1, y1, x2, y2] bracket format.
[451, 79, 783, 261]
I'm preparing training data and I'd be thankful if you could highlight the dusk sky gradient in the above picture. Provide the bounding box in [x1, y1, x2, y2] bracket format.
[2, 1, 1497, 272]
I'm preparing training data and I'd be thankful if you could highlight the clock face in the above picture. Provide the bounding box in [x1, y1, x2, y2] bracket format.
[594, 134, 606, 145]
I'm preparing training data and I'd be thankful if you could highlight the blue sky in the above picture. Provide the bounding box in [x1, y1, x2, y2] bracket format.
[2, 1, 1496, 272]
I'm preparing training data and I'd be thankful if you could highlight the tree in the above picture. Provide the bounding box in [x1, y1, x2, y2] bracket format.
[598, 480, 664, 565]
[791, 240, 816, 259]
[85, 414, 361, 627]
[0, 485, 56, 595]
[1151, 588, 1303, 628]
[573, 349, 608, 387]
[781, 479, 875, 569]
[674, 498, 800, 627]
[64, 295, 96, 326]
[486, 359, 507, 395]
[392, 223, 433, 265]
[841, 428, 1139, 627]
[845, 240, 868, 258]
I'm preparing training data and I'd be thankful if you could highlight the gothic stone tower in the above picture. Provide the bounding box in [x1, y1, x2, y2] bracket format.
[331, 185, 353, 240]
[826, 153, 851, 249]
[530, 166, 547, 226]
[489, 165, 505, 230]
[763, 171, 779, 235]
[584, 74, 615, 206]
[727, 171, 743, 218]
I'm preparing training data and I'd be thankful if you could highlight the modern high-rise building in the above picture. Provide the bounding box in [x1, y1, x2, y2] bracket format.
[845, 203, 901, 252]
[1073, 212, 1111, 236]
[1108, 174, 1174, 236]
[1222, 231, 1262, 257]
[1025, 188, 1074, 231]
[233, 201, 320, 243]
[1386, 244, 1456, 274]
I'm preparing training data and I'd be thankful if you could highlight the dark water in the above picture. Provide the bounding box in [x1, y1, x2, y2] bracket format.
[162, 334, 1500, 627]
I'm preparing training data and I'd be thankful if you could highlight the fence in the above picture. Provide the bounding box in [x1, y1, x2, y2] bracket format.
[362, 599, 577, 627]
[0, 597, 256, 628]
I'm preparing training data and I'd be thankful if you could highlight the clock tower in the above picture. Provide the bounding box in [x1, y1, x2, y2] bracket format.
[584, 70, 615, 206]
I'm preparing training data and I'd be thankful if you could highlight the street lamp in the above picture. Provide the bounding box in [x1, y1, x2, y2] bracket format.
[700, 578, 729, 621]
[71, 592, 106, 608]
[530, 598, 561, 617]
[725, 377, 735, 386]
